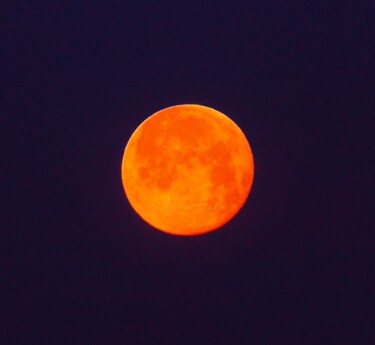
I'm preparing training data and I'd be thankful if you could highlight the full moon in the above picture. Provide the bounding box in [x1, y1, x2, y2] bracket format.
[121, 104, 254, 236]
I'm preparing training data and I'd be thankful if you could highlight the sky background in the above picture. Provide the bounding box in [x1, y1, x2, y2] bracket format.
[1, 1, 373, 344]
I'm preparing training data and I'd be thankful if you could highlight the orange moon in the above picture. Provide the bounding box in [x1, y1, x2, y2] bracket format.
[121, 104, 254, 236]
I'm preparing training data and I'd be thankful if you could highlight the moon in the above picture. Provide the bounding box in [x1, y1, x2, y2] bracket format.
[121, 104, 254, 236]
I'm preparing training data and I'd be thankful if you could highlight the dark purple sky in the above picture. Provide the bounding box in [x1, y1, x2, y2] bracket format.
[1, 1, 372, 344]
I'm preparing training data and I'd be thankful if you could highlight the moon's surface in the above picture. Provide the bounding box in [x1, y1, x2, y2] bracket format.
[121, 104, 254, 236]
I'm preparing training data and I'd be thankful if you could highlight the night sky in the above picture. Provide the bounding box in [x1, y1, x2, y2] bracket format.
[2, 2, 373, 344]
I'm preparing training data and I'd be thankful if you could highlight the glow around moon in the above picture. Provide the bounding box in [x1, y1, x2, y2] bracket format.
[121, 104, 254, 236]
